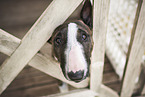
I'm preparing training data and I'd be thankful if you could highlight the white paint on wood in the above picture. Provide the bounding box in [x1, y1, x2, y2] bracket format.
[120, 1, 145, 97]
[90, 62, 103, 91]
[45, 89, 98, 97]
[90, 0, 110, 92]
[0, 29, 120, 97]
[0, 29, 21, 56]
[0, 30, 88, 89]
[42, 84, 119, 97]
[0, 0, 83, 94]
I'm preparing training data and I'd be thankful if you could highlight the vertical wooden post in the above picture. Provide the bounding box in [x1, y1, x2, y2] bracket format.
[120, 1, 145, 97]
[90, 0, 110, 93]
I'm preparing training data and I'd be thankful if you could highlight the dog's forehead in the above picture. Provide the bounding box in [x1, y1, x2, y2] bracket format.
[52, 20, 91, 37]
[74, 20, 91, 34]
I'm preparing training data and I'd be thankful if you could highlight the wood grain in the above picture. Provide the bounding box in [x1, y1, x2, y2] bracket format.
[0, 29, 21, 56]
[0, 30, 88, 89]
[0, 29, 122, 95]
[90, 0, 110, 92]
[120, 1, 145, 97]
[0, 0, 83, 94]
[47, 89, 98, 97]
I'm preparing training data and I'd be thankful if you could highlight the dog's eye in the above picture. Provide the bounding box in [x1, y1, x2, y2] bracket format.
[82, 34, 87, 41]
[55, 38, 61, 45]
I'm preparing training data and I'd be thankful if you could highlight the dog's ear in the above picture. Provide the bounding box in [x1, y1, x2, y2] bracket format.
[80, 0, 93, 29]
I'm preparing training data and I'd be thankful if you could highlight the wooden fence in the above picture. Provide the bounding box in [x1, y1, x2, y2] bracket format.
[0, 0, 144, 97]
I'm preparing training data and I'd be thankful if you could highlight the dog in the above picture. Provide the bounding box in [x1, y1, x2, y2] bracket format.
[49, 0, 93, 82]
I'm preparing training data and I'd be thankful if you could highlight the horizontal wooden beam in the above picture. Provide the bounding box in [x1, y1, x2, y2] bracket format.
[0, 29, 21, 56]
[0, 28, 120, 97]
[0, 0, 83, 94]
[44, 89, 98, 97]
[42, 84, 119, 97]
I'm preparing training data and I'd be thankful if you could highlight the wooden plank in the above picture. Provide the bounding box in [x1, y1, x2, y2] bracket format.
[133, 65, 145, 95]
[120, 1, 145, 97]
[44, 85, 119, 97]
[47, 89, 98, 97]
[100, 84, 119, 97]
[29, 46, 89, 88]
[15, 66, 45, 80]
[0, 29, 21, 56]
[0, 28, 120, 89]
[90, 0, 110, 92]
[0, 30, 89, 89]
[0, 0, 83, 94]
[0, 29, 122, 96]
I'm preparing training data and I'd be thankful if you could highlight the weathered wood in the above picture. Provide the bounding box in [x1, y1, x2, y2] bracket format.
[0, 25, 122, 96]
[0, 29, 122, 95]
[47, 89, 98, 97]
[90, 0, 110, 92]
[0, 29, 21, 56]
[0, 30, 88, 89]
[48, 85, 118, 97]
[0, 0, 83, 94]
[120, 0, 145, 97]
[29, 44, 89, 88]
[100, 84, 119, 97]
[133, 64, 145, 95]
[0, 29, 121, 89]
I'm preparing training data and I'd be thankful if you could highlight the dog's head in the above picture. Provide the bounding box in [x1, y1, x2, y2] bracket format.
[50, 0, 93, 82]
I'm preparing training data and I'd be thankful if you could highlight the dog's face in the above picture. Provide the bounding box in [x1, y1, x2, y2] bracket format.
[50, 0, 93, 82]
[51, 20, 93, 82]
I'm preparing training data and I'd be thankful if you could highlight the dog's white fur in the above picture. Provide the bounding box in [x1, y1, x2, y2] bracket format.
[65, 23, 88, 78]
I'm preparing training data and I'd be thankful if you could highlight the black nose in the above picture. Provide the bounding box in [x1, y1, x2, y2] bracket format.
[67, 70, 84, 82]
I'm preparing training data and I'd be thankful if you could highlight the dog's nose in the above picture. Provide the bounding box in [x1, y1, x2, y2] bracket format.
[67, 70, 84, 82]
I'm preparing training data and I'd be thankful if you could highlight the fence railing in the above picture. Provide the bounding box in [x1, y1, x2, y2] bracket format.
[0, 0, 144, 97]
